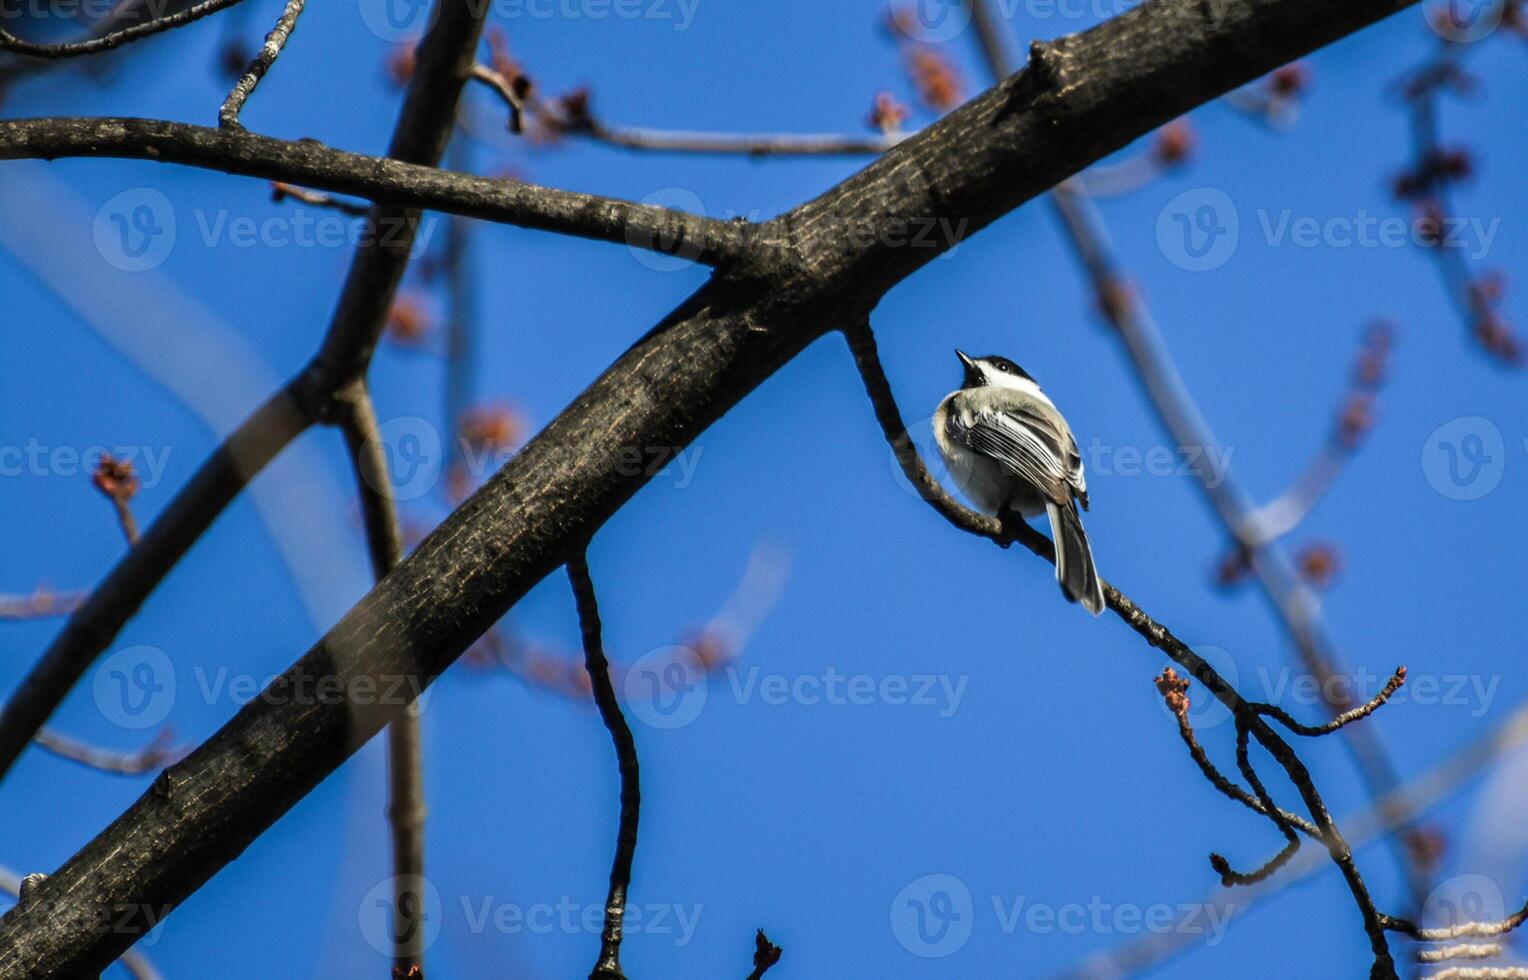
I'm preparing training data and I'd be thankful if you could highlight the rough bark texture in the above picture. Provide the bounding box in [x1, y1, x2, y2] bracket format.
[0, 0, 1416, 973]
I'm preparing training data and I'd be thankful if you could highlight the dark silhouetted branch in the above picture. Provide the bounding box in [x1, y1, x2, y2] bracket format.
[0, 118, 751, 265]
[219, 0, 307, 129]
[0, 0, 249, 58]
[568, 552, 640, 980]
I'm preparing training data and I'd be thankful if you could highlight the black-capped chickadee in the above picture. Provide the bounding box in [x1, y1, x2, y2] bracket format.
[934, 350, 1105, 615]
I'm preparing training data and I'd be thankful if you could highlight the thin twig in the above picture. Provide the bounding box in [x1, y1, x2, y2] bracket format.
[219, 0, 307, 129]
[1256, 667, 1408, 737]
[335, 380, 427, 976]
[0, 0, 251, 58]
[469, 63, 526, 133]
[568, 551, 640, 980]
[1210, 720, 1301, 887]
[33, 727, 182, 775]
[0, 589, 85, 620]
[1387, 904, 1528, 941]
[1419, 945, 1506, 963]
[270, 181, 371, 216]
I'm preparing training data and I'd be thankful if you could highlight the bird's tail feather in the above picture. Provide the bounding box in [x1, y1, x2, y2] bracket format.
[1045, 501, 1105, 616]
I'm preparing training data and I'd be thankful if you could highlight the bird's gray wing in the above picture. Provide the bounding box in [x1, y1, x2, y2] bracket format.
[1006, 402, 1088, 509]
[947, 404, 1074, 506]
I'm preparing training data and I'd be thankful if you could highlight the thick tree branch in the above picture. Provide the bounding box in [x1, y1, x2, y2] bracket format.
[0, 0, 1421, 971]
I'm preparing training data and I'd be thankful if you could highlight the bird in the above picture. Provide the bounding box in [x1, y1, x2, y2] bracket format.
[933, 350, 1105, 615]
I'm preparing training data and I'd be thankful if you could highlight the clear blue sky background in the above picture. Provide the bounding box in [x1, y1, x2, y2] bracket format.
[2, 1, 1526, 977]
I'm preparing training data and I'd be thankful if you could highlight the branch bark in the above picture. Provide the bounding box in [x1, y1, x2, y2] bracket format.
[0, 0, 1419, 972]
[0, 117, 748, 264]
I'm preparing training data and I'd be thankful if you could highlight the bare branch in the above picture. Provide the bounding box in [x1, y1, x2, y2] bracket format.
[567, 552, 641, 980]
[1256, 666, 1408, 737]
[1386, 903, 1528, 941]
[33, 727, 182, 775]
[0, 588, 85, 621]
[333, 381, 427, 975]
[270, 181, 371, 216]
[0, 118, 752, 265]
[1154, 668, 1321, 839]
[0, 0, 250, 59]
[219, 0, 307, 129]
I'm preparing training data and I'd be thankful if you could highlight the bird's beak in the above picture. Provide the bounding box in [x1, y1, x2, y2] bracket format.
[955, 349, 976, 371]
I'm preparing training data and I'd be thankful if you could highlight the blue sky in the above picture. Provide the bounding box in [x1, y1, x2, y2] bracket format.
[2, 1, 1527, 976]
